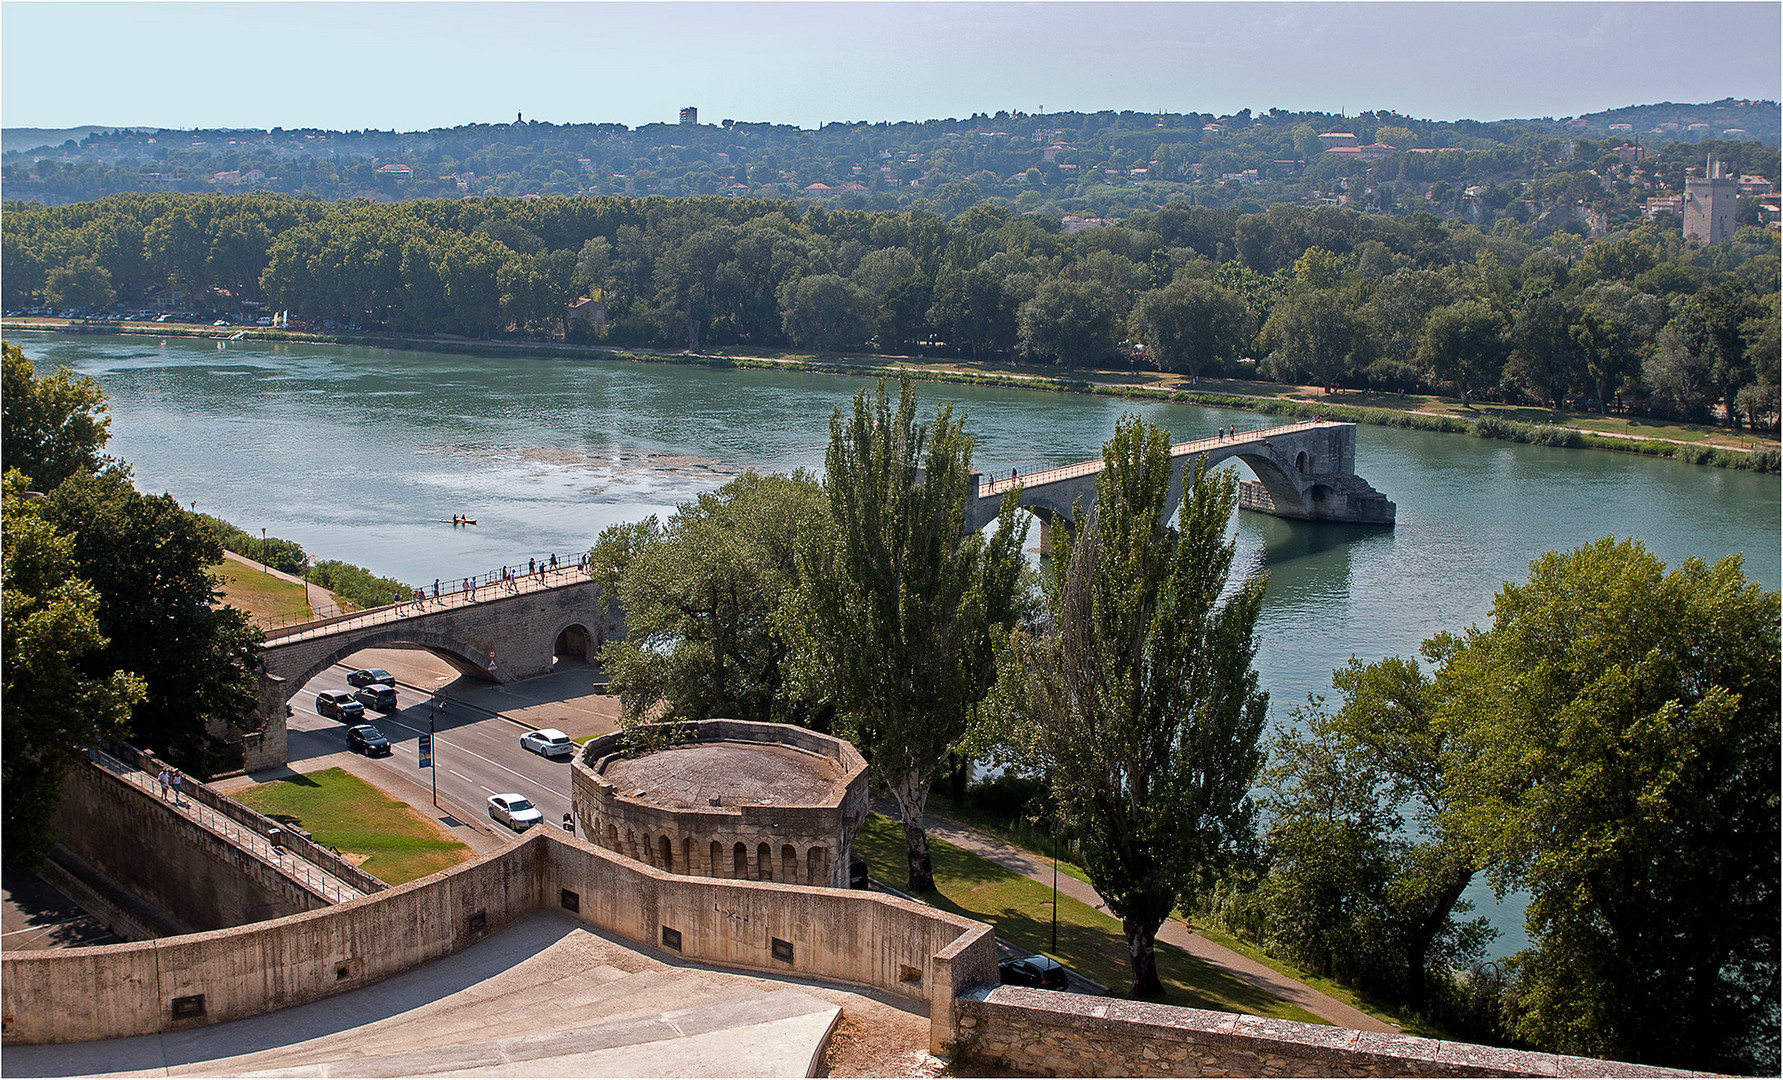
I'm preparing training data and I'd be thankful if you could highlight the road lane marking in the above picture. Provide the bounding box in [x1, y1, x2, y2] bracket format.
[360, 714, 569, 798]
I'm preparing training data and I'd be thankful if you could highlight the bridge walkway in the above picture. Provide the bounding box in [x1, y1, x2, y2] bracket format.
[980, 419, 1336, 500]
[86, 747, 369, 905]
[263, 561, 595, 647]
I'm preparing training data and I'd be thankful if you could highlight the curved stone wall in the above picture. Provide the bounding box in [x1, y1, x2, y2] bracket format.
[572, 719, 869, 888]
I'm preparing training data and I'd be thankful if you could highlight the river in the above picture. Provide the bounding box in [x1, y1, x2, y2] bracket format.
[20, 332, 1783, 957]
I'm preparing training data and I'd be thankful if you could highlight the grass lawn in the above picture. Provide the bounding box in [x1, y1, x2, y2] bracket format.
[853, 813, 1321, 1023]
[232, 767, 472, 885]
[211, 559, 313, 626]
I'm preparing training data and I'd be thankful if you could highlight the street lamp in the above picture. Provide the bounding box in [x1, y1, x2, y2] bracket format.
[261, 528, 269, 573]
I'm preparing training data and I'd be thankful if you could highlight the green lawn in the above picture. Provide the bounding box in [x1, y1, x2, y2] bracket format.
[853, 813, 1321, 1023]
[233, 767, 472, 885]
[212, 559, 314, 626]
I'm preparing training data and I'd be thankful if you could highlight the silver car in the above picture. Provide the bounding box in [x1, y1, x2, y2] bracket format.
[487, 793, 543, 831]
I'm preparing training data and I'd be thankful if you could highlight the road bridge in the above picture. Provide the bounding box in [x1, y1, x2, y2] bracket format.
[237, 564, 621, 772]
[964, 420, 1395, 536]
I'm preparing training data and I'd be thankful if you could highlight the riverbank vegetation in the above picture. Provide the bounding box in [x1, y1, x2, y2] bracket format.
[5, 187, 1777, 448]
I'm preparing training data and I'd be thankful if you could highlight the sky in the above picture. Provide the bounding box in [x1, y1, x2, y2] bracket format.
[2, 2, 1778, 133]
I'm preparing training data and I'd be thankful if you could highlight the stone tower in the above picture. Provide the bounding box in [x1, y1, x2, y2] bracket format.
[1684, 155, 1739, 245]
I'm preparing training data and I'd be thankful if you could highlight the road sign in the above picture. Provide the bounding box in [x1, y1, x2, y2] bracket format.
[418, 732, 432, 768]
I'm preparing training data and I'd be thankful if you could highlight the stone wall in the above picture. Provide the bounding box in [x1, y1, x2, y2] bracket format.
[50, 761, 328, 934]
[1, 829, 995, 1053]
[951, 986, 1694, 1078]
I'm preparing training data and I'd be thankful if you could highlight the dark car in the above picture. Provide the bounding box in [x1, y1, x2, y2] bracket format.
[353, 684, 398, 712]
[346, 724, 391, 757]
[315, 689, 364, 722]
[347, 668, 394, 688]
[998, 954, 1069, 991]
[849, 854, 871, 889]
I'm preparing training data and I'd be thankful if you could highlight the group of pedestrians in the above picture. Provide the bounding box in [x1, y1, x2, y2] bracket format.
[156, 766, 184, 803]
[382, 554, 591, 613]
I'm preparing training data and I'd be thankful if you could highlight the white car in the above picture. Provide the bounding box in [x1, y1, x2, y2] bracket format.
[520, 728, 574, 758]
[488, 794, 543, 831]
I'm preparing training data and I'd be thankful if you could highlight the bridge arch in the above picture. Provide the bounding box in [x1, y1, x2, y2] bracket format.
[283, 628, 496, 701]
[552, 621, 600, 665]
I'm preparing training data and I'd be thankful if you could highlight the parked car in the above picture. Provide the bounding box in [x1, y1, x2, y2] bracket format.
[998, 954, 1069, 991]
[315, 689, 364, 722]
[346, 724, 391, 757]
[849, 854, 871, 889]
[488, 793, 543, 831]
[347, 668, 393, 687]
[520, 728, 573, 758]
[353, 684, 398, 712]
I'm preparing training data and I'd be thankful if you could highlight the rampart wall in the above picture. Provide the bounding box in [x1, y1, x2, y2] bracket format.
[49, 762, 329, 934]
[950, 986, 1693, 1078]
[1, 829, 995, 1055]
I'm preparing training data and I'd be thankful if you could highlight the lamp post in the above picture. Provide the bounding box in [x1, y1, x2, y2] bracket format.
[1051, 820, 1059, 953]
[261, 528, 269, 573]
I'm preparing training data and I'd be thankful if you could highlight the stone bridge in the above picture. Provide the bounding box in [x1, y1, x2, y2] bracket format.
[236, 566, 621, 772]
[964, 420, 1395, 536]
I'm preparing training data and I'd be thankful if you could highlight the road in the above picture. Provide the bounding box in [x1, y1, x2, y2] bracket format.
[285, 661, 580, 840]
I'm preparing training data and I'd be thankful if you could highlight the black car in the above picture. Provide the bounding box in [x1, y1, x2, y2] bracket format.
[315, 690, 364, 722]
[353, 684, 398, 712]
[347, 668, 394, 688]
[998, 954, 1069, 991]
[346, 724, 392, 757]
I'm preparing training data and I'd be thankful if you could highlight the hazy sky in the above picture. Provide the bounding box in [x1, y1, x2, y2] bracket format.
[2, 2, 1778, 132]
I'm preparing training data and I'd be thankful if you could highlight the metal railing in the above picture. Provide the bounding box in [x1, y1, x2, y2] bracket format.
[260, 552, 597, 640]
[979, 419, 1336, 498]
[89, 746, 377, 903]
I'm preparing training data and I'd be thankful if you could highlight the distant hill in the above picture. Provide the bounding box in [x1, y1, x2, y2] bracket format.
[2, 126, 156, 155]
[1549, 99, 1779, 144]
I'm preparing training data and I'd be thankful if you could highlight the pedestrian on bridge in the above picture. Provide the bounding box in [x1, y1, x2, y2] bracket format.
[158, 768, 171, 799]
[170, 770, 183, 804]
[433, 579, 440, 599]
[529, 557, 536, 575]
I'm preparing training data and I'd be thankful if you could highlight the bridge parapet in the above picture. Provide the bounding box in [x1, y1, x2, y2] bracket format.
[966, 421, 1393, 532]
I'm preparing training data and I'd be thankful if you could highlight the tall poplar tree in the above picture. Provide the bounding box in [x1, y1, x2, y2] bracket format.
[791, 376, 1027, 892]
[1000, 417, 1268, 997]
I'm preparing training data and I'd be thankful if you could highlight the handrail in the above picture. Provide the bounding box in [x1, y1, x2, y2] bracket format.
[92, 744, 379, 899]
[260, 552, 596, 639]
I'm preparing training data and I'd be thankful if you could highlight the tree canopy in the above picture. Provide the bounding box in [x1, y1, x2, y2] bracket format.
[997, 421, 1269, 997]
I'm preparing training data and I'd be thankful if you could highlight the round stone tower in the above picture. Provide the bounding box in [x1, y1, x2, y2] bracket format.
[570, 719, 869, 888]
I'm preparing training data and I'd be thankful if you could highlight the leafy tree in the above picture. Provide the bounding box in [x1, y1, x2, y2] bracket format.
[41, 468, 263, 773]
[2, 342, 114, 492]
[1129, 277, 1252, 378]
[42, 257, 116, 311]
[2, 471, 146, 866]
[1260, 652, 1491, 1014]
[1504, 295, 1583, 407]
[998, 422, 1268, 997]
[602, 471, 829, 726]
[779, 273, 873, 352]
[790, 377, 1027, 891]
[1416, 299, 1509, 407]
[1258, 289, 1362, 387]
[1016, 277, 1119, 368]
[1444, 539, 1779, 1073]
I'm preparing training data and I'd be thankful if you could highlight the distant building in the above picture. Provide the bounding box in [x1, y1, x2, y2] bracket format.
[1738, 174, 1773, 197]
[1356, 143, 1396, 161]
[1317, 132, 1358, 149]
[1643, 195, 1683, 219]
[375, 163, 411, 179]
[679, 106, 697, 126]
[1684, 156, 1738, 244]
[1611, 144, 1644, 163]
[567, 296, 608, 331]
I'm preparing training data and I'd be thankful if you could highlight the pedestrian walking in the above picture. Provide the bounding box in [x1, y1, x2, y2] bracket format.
[158, 768, 171, 799]
[549, 553, 557, 570]
[170, 770, 183, 803]
[529, 557, 536, 575]
[433, 579, 440, 599]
